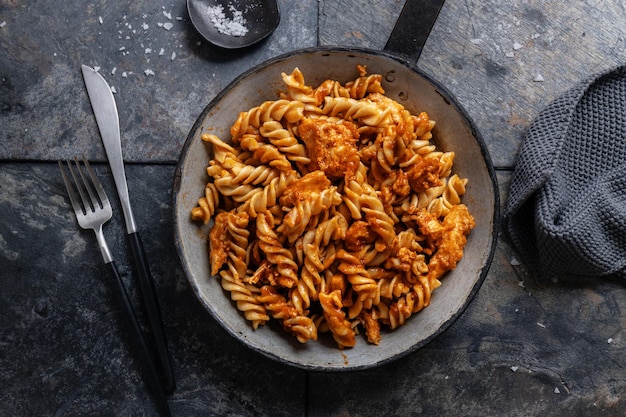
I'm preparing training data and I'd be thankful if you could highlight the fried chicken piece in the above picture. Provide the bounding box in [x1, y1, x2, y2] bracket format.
[426, 204, 475, 283]
[279, 170, 331, 206]
[406, 154, 442, 193]
[360, 311, 381, 345]
[298, 117, 360, 181]
[344, 220, 375, 252]
[208, 212, 230, 275]
[413, 209, 446, 242]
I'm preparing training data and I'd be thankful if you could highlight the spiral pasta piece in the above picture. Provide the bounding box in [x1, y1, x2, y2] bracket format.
[256, 212, 299, 289]
[219, 266, 269, 330]
[231, 99, 305, 141]
[260, 121, 310, 164]
[190, 182, 219, 224]
[319, 290, 356, 348]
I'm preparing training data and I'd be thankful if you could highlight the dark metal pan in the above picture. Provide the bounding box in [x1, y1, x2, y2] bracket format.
[174, 0, 500, 371]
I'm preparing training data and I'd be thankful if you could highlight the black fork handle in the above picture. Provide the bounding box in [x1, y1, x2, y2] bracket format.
[107, 260, 172, 417]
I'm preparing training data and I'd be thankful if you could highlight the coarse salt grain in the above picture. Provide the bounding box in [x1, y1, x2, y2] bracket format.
[533, 73, 545, 82]
[144, 69, 155, 76]
[207, 4, 249, 37]
[0, 21, 7, 28]
[163, 22, 174, 31]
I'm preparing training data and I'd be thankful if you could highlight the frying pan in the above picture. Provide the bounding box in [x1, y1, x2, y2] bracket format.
[174, 0, 500, 371]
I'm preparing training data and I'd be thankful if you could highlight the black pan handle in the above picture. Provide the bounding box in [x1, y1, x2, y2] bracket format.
[384, 0, 446, 60]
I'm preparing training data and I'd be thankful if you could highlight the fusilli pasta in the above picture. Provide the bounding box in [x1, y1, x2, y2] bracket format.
[191, 66, 475, 348]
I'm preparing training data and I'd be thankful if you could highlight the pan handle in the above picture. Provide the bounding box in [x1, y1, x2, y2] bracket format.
[384, 0, 446, 61]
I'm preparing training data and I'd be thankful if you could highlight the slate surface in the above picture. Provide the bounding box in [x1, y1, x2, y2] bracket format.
[2, 0, 626, 415]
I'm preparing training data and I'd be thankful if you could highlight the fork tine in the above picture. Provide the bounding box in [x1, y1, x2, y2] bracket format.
[67, 158, 93, 214]
[58, 160, 85, 217]
[83, 158, 111, 209]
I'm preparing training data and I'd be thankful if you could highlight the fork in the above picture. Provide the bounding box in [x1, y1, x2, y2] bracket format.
[59, 158, 171, 417]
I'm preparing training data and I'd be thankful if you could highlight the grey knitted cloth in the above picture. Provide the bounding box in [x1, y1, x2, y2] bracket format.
[505, 65, 626, 280]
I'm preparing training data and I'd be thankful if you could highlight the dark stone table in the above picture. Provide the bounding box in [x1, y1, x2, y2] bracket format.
[2, 0, 626, 415]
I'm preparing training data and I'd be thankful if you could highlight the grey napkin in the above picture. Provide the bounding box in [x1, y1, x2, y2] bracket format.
[505, 65, 626, 280]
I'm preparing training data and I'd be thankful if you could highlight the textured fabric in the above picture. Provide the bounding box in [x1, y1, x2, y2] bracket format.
[505, 65, 626, 280]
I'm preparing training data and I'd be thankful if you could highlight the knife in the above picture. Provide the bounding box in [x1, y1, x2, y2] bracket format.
[81, 64, 175, 394]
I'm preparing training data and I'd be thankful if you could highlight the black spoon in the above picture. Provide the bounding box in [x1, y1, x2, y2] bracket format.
[187, 0, 280, 49]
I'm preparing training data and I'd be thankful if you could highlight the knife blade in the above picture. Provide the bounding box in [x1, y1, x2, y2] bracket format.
[81, 65, 175, 394]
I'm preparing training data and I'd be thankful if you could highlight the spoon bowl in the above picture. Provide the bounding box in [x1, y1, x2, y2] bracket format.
[187, 0, 280, 49]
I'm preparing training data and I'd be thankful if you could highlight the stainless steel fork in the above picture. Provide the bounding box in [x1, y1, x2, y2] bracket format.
[59, 158, 171, 417]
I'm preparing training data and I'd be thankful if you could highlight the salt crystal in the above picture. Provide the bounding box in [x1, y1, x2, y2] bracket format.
[163, 11, 172, 20]
[119, 46, 126, 51]
[608, 338, 613, 344]
[518, 280, 525, 288]
[532, 33, 540, 39]
[510, 366, 519, 372]
[145, 48, 152, 54]
[513, 42, 523, 50]
[176, 16, 183, 21]
[510, 257, 520, 266]
[122, 71, 128, 78]
[142, 22, 149, 30]
[533, 73, 544, 82]
[98, 16, 103, 25]
[171, 51, 176, 60]
[158, 22, 163, 27]
[537, 322, 546, 328]
[207, 4, 249, 37]
[110, 86, 117, 94]
[505, 51, 515, 58]
[159, 48, 165, 56]
[554, 387, 560, 394]
[111, 67, 117, 75]
[94, 66, 101, 72]
[470, 38, 482, 44]
[163, 22, 174, 31]
[144, 69, 155, 76]
[0, 21, 7, 28]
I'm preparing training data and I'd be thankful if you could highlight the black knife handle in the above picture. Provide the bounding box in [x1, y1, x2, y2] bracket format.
[107, 261, 171, 417]
[128, 231, 175, 394]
